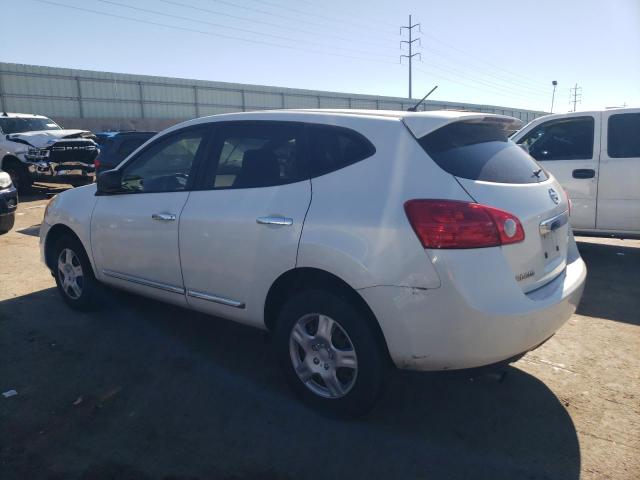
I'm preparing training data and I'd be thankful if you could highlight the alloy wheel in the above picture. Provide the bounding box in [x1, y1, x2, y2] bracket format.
[289, 313, 358, 399]
[57, 248, 84, 300]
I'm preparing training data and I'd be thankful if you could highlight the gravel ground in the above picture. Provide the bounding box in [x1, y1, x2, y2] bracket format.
[1, 185, 638, 480]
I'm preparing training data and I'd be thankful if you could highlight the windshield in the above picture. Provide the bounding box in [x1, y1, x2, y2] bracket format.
[0, 117, 61, 134]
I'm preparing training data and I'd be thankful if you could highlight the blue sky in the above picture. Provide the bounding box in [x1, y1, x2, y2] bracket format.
[2, 0, 639, 112]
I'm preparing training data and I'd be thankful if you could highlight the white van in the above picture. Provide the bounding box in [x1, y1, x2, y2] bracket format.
[512, 108, 640, 235]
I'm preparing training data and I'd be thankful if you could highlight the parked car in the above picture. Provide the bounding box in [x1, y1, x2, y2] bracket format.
[94, 131, 157, 174]
[40, 110, 586, 415]
[512, 107, 640, 235]
[0, 112, 98, 191]
[0, 169, 18, 234]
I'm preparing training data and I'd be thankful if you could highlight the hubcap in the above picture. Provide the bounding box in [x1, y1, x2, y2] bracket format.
[57, 248, 84, 300]
[289, 313, 358, 399]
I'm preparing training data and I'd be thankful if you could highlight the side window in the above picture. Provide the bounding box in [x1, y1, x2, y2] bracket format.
[120, 128, 205, 193]
[518, 116, 594, 161]
[209, 123, 305, 189]
[308, 125, 376, 177]
[608, 113, 640, 158]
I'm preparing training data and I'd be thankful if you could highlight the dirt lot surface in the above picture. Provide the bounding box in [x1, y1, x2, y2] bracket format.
[1, 186, 639, 479]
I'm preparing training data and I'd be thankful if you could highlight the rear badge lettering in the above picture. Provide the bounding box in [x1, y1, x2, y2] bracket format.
[548, 188, 560, 205]
[515, 270, 535, 282]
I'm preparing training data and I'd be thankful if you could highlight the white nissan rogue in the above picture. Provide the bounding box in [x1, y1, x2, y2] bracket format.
[40, 110, 586, 415]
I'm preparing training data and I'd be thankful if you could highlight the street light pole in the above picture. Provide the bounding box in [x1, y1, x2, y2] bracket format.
[550, 80, 558, 113]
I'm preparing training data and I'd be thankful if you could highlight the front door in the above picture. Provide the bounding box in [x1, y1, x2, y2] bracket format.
[516, 113, 600, 230]
[179, 121, 311, 327]
[91, 125, 210, 305]
[597, 110, 640, 232]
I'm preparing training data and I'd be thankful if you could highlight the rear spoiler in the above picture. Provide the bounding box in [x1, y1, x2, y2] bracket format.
[402, 113, 524, 139]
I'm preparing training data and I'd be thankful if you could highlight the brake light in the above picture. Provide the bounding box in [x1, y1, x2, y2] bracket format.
[404, 199, 525, 249]
[94, 158, 101, 170]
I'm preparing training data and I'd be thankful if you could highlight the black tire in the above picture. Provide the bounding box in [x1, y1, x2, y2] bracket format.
[3, 161, 32, 192]
[0, 213, 15, 234]
[273, 289, 388, 417]
[52, 234, 102, 311]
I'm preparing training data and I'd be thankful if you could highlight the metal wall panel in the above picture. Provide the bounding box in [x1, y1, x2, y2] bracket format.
[0, 62, 546, 130]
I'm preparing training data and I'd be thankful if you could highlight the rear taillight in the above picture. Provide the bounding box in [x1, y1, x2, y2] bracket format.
[404, 199, 525, 249]
[94, 158, 101, 170]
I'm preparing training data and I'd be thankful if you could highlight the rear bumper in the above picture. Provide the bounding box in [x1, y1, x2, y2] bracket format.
[359, 236, 586, 371]
[0, 186, 18, 216]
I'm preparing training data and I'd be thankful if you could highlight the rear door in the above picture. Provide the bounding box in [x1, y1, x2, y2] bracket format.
[179, 121, 311, 327]
[597, 110, 640, 232]
[514, 114, 600, 230]
[416, 117, 571, 292]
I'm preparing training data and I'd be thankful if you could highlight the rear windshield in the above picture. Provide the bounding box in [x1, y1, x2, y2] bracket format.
[418, 121, 548, 184]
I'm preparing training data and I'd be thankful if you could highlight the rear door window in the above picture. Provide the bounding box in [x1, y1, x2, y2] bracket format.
[518, 116, 594, 161]
[206, 122, 306, 189]
[307, 125, 375, 177]
[608, 113, 640, 158]
[418, 120, 548, 184]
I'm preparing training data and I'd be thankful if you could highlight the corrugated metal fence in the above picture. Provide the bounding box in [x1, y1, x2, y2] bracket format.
[0, 63, 546, 131]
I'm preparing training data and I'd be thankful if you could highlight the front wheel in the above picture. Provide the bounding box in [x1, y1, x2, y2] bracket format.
[274, 289, 388, 417]
[53, 234, 102, 310]
[0, 213, 15, 234]
[3, 162, 32, 192]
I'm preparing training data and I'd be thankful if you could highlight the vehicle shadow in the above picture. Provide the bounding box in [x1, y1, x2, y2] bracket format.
[1, 287, 580, 480]
[576, 240, 640, 325]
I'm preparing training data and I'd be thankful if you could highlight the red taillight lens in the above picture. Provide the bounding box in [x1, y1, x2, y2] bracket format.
[404, 199, 525, 249]
[94, 158, 101, 170]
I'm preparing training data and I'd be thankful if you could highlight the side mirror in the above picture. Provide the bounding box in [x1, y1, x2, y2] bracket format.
[96, 169, 123, 194]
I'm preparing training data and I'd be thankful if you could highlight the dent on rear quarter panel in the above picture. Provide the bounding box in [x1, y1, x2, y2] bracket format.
[297, 117, 472, 290]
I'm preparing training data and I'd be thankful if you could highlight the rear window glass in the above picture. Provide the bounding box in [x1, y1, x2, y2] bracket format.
[308, 125, 376, 177]
[418, 121, 548, 184]
[608, 113, 640, 158]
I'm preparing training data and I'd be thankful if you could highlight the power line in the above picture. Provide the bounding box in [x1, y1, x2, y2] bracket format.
[93, 0, 398, 59]
[31, 0, 399, 64]
[400, 15, 421, 99]
[158, 0, 398, 51]
[205, 0, 397, 41]
[240, 0, 399, 36]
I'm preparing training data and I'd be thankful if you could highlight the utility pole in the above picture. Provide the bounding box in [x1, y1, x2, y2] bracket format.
[400, 14, 421, 99]
[550, 80, 557, 113]
[569, 83, 582, 112]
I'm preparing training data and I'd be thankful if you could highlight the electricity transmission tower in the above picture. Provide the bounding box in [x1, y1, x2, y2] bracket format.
[400, 15, 421, 99]
[569, 83, 582, 112]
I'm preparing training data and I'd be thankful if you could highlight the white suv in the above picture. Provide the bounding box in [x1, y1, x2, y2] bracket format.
[40, 110, 586, 415]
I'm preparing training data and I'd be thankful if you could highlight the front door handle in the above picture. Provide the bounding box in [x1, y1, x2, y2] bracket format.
[152, 213, 176, 222]
[572, 169, 595, 179]
[256, 216, 293, 226]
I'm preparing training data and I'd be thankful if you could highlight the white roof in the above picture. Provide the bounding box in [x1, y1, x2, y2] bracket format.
[0, 112, 50, 119]
[173, 108, 523, 139]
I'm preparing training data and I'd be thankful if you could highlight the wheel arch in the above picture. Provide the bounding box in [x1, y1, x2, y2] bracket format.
[264, 267, 392, 364]
[44, 223, 94, 274]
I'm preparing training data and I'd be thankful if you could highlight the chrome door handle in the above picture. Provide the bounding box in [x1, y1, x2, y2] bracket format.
[152, 213, 176, 222]
[256, 216, 293, 226]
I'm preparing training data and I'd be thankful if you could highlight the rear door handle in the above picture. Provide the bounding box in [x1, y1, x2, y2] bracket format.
[572, 169, 595, 179]
[152, 213, 176, 222]
[256, 216, 293, 226]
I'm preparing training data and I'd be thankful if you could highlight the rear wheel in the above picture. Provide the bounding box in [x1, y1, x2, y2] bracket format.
[0, 213, 15, 234]
[274, 289, 387, 416]
[52, 234, 102, 310]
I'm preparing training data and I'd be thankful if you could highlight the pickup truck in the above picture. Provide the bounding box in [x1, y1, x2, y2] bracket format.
[512, 107, 640, 236]
[0, 112, 98, 191]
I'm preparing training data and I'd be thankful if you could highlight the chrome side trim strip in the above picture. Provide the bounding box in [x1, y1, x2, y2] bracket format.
[186, 289, 245, 309]
[539, 210, 570, 235]
[102, 269, 185, 295]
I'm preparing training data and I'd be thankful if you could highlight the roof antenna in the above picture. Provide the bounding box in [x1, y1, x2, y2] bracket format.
[407, 85, 438, 112]
[1, 111, 7, 117]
